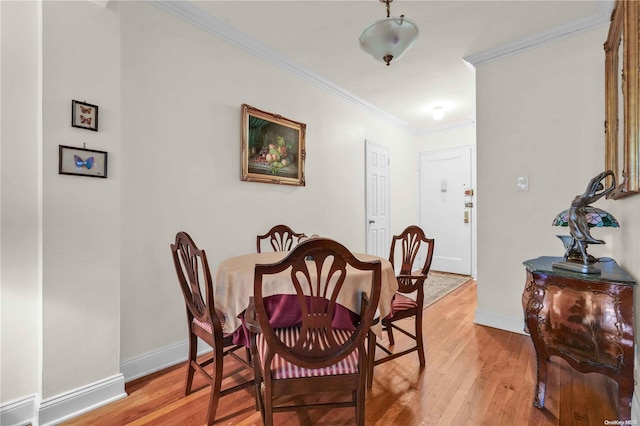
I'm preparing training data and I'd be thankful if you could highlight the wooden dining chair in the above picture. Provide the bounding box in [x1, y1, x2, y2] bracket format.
[170, 232, 253, 426]
[256, 224, 307, 253]
[367, 225, 435, 389]
[246, 238, 382, 426]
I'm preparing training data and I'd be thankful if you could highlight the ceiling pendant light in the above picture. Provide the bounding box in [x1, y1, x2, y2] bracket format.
[359, 0, 419, 66]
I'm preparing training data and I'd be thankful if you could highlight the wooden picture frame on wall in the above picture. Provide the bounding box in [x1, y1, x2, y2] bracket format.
[604, 0, 640, 198]
[241, 104, 306, 186]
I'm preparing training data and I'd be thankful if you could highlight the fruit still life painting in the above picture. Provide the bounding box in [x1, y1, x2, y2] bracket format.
[242, 104, 306, 186]
[252, 134, 296, 176]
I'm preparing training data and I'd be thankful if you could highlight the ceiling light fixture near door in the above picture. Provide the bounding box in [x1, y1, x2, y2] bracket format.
[432, 106, 445, 120]
[359, 0, 419, 66]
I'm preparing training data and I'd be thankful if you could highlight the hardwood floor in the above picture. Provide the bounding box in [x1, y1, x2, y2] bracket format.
[62, 281, 620, 425]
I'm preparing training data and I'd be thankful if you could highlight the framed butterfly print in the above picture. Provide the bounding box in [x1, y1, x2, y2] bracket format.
[241, 104, 306, 186]
[71, 100, 98, 131]
[58, 145, 107, 178]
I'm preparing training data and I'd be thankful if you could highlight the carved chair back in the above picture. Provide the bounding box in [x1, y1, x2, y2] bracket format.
[256, 224, 307, 253]
[171, 231, 223, 339]
[254, 237, 381, 368]
[389, 225, 435, 297]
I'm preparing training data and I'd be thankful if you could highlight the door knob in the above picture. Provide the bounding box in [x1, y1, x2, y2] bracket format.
[369, 220, 375, 224]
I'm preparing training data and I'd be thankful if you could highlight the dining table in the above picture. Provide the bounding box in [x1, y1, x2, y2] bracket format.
[213, 250, 399, 345]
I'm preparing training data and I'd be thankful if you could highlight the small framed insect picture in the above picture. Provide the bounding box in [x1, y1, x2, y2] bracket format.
[71, 100, 98, 131]
[59, 145, 108, 178]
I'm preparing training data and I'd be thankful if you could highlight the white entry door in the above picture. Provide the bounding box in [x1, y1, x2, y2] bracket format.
[365, 140, 390, 258]
[419, 146, 472, 275]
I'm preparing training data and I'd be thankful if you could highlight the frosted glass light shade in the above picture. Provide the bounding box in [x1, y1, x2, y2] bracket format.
[359, 16, 419, 66]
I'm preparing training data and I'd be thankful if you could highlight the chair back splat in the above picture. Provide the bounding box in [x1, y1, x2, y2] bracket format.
[246, 237, 381, 426]
[256, 224, 307, 253]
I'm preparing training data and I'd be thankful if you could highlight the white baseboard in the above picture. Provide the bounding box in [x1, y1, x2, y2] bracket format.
[0, 394, 36, 426]
[474, 308, 528, 335]
[120, 338, 211, 383]
[120, 339, 188, 382]
[37, 374, 126, 426]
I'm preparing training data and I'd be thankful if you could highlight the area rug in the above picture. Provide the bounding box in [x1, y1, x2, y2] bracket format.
[423, 272, 471, 308]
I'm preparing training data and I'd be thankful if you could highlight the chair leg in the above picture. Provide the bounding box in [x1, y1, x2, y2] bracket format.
[415, 311, 425, 366]
[367, 331, 376, 389]
[251, 344, 262, 412]
[355, 384, 365, 426]
[385, 320, 395, 345]
[205, 346, 225, 426]
[264, 379, 274, 426]
[256, 385, 266, 423]
[185, 332, 197, 395]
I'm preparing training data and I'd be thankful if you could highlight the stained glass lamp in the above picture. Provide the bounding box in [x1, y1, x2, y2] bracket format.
[552, 206, 619, 273]
[552, 206, 620, 228]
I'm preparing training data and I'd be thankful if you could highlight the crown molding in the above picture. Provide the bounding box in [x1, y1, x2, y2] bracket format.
[151, 0, 414, 133]
[152, 0, 613, 133]
[464, 0, 614, 67]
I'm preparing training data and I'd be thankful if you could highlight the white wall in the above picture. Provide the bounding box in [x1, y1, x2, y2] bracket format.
[39, 0, 122, 400]
[417, 123, 476, 152]
[1, 0, 41, 404]
[475, 26, 613, 333]
[118, 1, 418, 362]
[2, 3, 124, 424]
[2, 2, 125, 422]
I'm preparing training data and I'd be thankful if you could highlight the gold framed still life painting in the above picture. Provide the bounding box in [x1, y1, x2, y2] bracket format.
[241, 104, 306, 186]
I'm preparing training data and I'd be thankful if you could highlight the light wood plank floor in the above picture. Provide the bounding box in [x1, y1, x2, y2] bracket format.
[63, 281, 621, 425]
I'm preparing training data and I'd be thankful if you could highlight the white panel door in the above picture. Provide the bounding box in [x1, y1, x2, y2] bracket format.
[365, 140, 390, 258]
[419, 147, 472, 275]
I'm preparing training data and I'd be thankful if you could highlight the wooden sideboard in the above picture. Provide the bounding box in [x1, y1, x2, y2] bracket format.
[522, 256, 636, 420]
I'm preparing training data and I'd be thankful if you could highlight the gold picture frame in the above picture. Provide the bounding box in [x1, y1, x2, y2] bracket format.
[605, 0, 640, 198]
[241, 104, 306, 186]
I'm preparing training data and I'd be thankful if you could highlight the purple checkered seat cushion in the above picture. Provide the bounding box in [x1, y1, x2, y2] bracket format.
[256, 327, 360, 379]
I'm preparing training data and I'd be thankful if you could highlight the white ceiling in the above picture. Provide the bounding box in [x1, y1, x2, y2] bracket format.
[158, 1, 613, 132]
